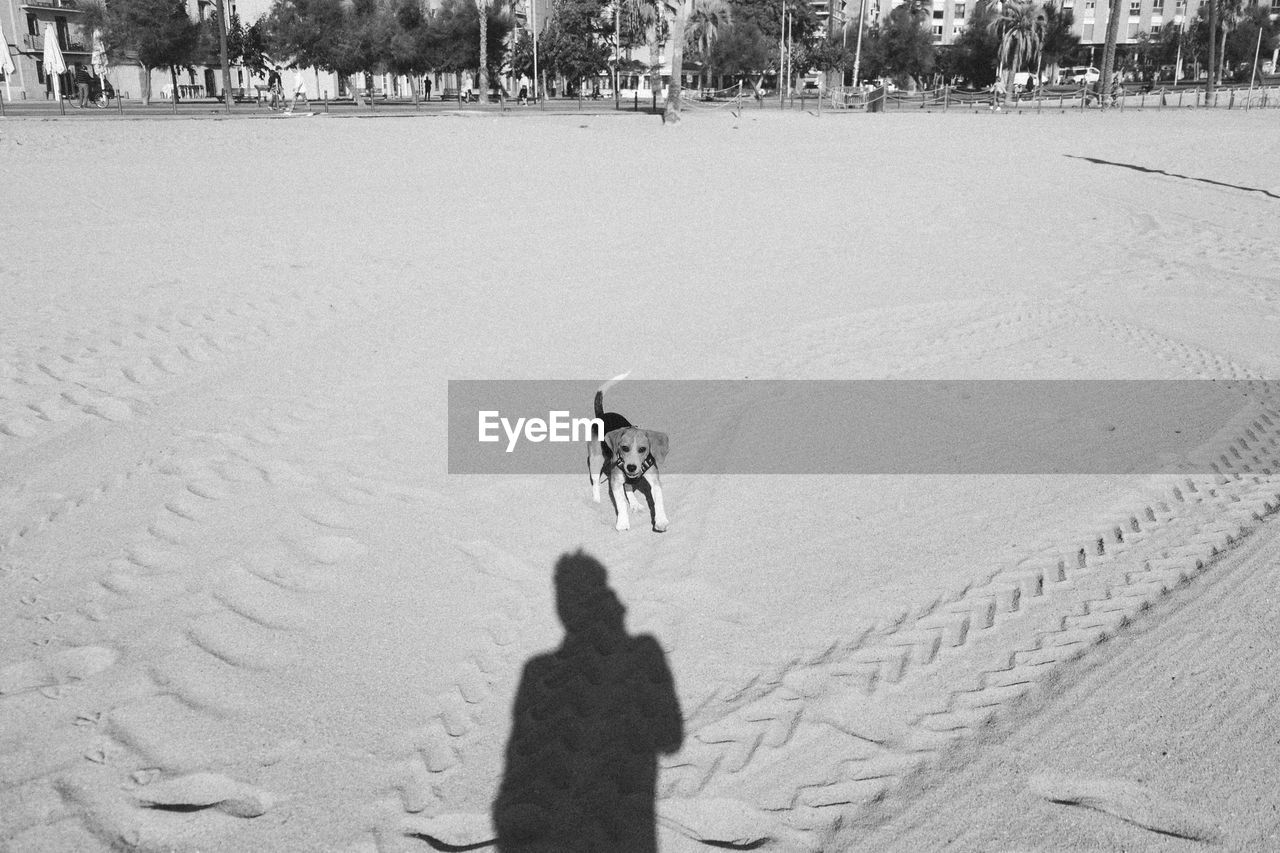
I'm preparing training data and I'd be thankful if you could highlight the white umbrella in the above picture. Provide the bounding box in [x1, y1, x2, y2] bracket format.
[1, 16, 14, 106]
[91, 28, 108, 81]
[42, 23, 66, 104]
[1, 17, 16, 77]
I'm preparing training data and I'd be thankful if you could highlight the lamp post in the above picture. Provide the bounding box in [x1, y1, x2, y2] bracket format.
[779, 1, 786, 105]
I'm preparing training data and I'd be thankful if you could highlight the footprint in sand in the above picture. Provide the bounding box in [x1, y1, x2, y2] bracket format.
[0, 645, 118, 695]
[133, 772, 275, 818]
[1030, 774, 1220, 843]
[0, 417, 38, 437]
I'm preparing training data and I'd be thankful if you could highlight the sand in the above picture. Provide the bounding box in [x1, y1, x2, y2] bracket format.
[1, 108, 1278, 852]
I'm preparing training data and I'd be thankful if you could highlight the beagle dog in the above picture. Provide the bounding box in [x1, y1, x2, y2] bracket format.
[588, 375, 670, 532]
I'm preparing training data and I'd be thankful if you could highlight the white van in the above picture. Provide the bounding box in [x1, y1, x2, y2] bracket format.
[1059, 66, 1100, 84]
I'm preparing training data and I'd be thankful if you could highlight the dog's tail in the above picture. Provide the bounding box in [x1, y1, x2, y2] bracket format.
[594, 371, 630, 419]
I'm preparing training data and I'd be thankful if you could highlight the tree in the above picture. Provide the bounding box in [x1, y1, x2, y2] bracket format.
[476, 0, 493, 96]
[542, 0, 611, 95]
[989, 0, 1044, 90]
[705, 21, 772, 87]
[865, 2, 935, 89]
[946, 0, 999, 86]
[426, 0, 512, 86]
[687, 0, 731, 89]
[227, 13, 271, 76]
[665, 0, 691, 120]
[267, 0, 388, 101]
[95, 0, 202, 104]
[1038, 2, 1077, 82]
[1098, 0, 1125, 103]
[386, 0, 433, 98]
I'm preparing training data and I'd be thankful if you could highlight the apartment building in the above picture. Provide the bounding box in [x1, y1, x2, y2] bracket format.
[825, 0, 1248, 52]
[2, 0, 90, 101]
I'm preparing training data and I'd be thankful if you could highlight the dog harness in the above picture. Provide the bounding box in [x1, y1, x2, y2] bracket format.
[615, 453, 655, 480]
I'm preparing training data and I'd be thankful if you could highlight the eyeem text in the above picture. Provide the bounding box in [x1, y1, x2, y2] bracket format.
[478, 411, 605, 452]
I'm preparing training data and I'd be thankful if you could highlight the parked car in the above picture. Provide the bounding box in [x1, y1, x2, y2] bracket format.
[1059, 66, 1101, 84]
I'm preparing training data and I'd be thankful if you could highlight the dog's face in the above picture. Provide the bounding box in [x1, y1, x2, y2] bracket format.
[606, 427, 668, 477]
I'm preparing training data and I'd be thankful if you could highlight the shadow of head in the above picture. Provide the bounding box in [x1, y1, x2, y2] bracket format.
[554, 550, 625, 635]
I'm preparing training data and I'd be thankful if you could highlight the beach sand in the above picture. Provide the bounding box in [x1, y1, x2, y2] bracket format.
[1, 108, 1278, 851]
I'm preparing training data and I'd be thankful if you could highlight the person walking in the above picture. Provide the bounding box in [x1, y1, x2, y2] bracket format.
[518, 73, 530, 105]
[990, 76, 1006, 111]
[74, 64, 92, 109]
[285, 67, 309, 113]
[266, 66, 283, 110]
[424, 75, 432, 101]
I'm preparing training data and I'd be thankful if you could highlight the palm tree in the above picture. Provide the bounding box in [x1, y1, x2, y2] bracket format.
[476, 0, 492, 99]
[989, 0, 1045, 91]
[621, 0, 667, 106]
[687, 0, 730, 90]
[1039, 2, 1078, 83]
[665, 0, 691, 120]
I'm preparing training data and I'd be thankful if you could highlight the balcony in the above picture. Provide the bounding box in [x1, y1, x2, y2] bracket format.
[21, 0, 82, 9]
[21, 32, 90, 53]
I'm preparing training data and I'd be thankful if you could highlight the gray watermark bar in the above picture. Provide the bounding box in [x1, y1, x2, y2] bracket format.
[448, 380, 1280, 475]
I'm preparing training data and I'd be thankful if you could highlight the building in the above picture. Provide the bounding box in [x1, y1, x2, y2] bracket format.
[2, 0, 93, 101]
[828, 0, 1265, 55]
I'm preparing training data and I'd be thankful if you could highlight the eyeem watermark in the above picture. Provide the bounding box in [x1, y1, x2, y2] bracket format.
[478, 410, 604, 453]
[450, 379, 1280, 474]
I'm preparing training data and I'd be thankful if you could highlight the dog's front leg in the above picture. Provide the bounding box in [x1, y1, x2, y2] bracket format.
[610, 471, 630, 531]
[648, 471, 669, 533]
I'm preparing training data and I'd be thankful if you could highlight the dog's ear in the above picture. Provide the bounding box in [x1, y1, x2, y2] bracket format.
[644, 430, 669, 465]
[604, 427, 629, 453]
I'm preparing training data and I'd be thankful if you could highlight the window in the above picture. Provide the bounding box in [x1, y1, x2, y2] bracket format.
[934, 8, 944, 17]
[1127, 21, 1139, 36]
[932, 23, 943, 38]
[1084, 0, 1095, 11]
[1150, 22, 1161, 32]
[953, 24, 963, 35]
[1129, 0, 1140, 14]
[955, 2, 965, 16]
[1082, 23, 1094, 38]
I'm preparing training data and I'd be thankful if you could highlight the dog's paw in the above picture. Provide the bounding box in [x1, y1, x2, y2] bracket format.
[615, 517, 631, 532]
[653, 519, 669, 533]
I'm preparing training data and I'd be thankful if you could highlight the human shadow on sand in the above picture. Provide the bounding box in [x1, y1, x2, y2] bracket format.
[493, 550, 683, 852]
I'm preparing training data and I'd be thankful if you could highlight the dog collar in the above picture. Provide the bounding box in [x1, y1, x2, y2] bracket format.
[615, 453, 655, 479]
